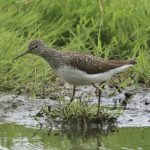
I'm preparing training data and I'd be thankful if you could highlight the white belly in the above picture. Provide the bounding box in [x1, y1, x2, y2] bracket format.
[56, 67, 96, 85]
[55, 65, 133, 86]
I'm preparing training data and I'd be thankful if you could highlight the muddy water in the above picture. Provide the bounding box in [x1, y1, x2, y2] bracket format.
[0, 123, 150, 150]
[0, 86, 150, 149]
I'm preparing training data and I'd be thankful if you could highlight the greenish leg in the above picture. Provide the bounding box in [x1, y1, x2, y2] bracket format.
[70, 85, 76, 102]
[92, 84, 102, 109]
[110, 79, 122, 93]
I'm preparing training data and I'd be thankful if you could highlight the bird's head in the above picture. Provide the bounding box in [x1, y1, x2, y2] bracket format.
[14, 39, 46, 60]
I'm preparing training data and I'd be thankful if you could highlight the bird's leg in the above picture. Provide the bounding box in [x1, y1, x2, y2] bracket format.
[92, 84, 102, 109]
[109, 79, 122, 109]
[110, 79, 122, 93]
[70, 85, 76, 102]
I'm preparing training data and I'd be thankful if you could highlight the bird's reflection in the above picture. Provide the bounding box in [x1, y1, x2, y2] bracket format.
[61, 123, 117, 150]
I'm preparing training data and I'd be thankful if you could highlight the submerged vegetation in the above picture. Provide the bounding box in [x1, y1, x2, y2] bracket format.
[0, 0, 150, 94]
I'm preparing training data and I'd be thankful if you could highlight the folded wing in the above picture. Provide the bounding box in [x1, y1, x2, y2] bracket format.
[66, 53, 136, 74]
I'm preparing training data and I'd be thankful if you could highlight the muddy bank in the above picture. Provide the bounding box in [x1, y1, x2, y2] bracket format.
[0, 86, 149, 128]
[118, 87, 150, 127]
[0, 94, 57, 127]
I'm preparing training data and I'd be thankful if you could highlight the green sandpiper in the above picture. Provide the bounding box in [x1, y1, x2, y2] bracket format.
[14, 39, 136, 107]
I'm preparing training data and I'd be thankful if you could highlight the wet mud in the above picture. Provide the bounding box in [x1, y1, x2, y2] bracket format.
[0, 85, 149, 128]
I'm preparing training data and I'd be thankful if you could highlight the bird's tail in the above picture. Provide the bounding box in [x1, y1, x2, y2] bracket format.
[107, 59, 136, 68]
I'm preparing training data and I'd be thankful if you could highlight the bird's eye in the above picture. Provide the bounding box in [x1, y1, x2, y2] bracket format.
[34, 45, 39, 49]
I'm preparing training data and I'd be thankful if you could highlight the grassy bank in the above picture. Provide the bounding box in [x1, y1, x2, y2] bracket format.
[0, 0, 150, 94]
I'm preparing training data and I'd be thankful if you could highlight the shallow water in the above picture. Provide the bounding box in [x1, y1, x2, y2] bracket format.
[0, 87, 150, 150]
[0, 123, 150, 150]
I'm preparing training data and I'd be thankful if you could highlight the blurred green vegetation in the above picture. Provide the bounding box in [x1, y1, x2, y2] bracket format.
[0, 0, 150, 93]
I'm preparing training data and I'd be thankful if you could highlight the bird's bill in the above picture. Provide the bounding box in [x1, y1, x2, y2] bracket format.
[13, 50, 29, 60]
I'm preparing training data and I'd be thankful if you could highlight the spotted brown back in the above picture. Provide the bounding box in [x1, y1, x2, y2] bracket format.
[65, 52, 136, 74]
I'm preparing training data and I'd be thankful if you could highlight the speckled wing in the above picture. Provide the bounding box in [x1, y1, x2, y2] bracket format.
[66, 53, 136, 74]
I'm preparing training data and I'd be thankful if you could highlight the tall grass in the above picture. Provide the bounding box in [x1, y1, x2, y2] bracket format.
[0, 0, 150, 93]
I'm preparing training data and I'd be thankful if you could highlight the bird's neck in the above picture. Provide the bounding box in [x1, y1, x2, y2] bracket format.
[36, 48, 64, 69]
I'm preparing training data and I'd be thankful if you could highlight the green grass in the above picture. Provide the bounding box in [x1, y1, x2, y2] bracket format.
[0, 0, 150, 94]
[35, 101, 120, 126]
